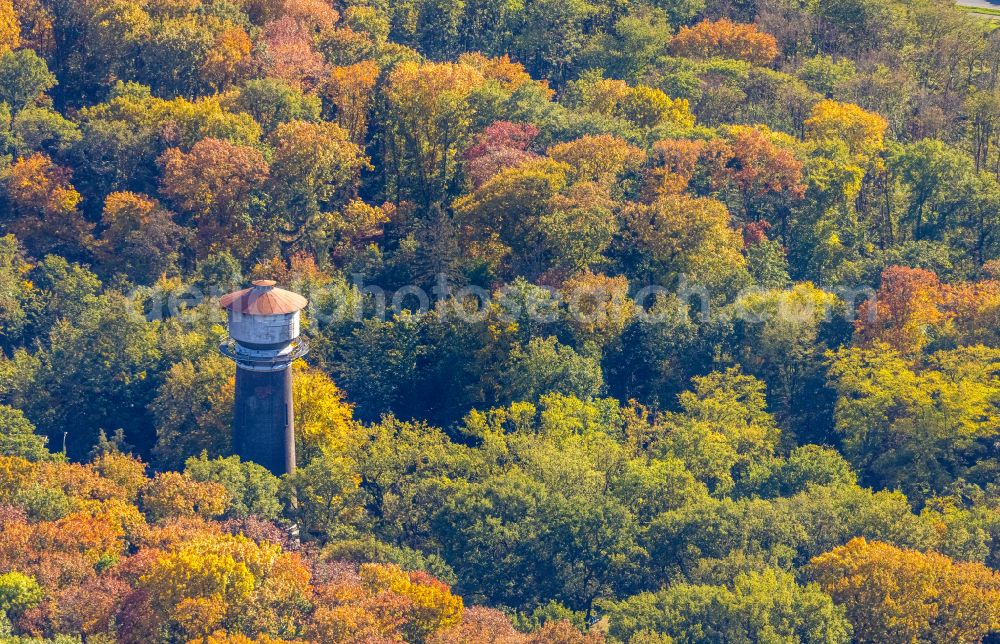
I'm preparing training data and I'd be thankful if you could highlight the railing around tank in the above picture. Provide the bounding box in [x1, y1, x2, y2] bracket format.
[219, 338, 310, 372]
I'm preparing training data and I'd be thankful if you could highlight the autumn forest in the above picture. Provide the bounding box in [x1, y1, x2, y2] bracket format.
[3, 0, 1000, 641]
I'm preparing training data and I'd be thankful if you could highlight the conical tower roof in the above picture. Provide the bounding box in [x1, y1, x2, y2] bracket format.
[219, 280, 308, 315]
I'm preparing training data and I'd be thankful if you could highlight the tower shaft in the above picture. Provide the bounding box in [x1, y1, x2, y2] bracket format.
[233, 365, 296, 476]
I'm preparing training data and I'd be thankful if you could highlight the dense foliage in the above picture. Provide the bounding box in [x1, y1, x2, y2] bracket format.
[4, 0, 1000, 641]
[0, 449, 602, 642]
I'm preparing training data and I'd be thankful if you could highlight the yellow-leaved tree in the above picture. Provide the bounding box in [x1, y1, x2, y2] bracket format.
[293, 363, 361, 462]
[136, 534, 311, 641]
[805, 100, 888, 170]
[0, 0, 18, 54]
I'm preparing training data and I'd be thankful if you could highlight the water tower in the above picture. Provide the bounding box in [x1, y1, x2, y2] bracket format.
[219, 280, 309, 475]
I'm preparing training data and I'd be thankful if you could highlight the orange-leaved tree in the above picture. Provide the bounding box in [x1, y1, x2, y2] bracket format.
[670, 19, 779, 66]
[808, 537, 1000, 643]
